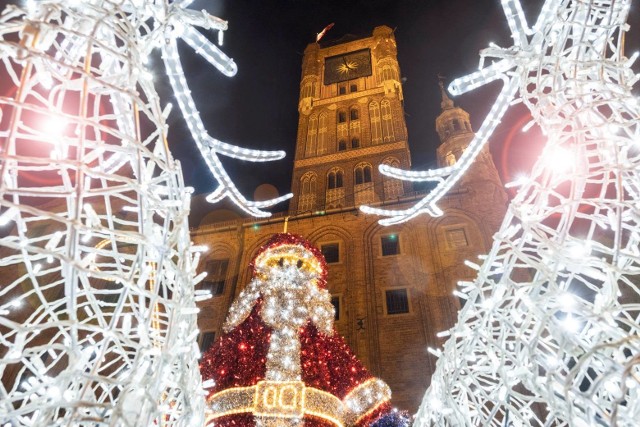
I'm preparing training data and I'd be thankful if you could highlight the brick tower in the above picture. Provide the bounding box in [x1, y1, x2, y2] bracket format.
[191, 26, 508, 413]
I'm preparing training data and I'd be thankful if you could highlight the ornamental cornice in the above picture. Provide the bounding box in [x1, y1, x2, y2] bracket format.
[294, 141, 408, 169]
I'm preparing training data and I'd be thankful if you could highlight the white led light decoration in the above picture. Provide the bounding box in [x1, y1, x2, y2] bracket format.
[409, 0, 640, 426]
[0, 0, 290, 425]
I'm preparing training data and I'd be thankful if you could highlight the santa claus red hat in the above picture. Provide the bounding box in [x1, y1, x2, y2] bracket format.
[249, 233, 328, 289]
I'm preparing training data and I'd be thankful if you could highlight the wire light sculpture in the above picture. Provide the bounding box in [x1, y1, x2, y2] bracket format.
[366, 0, 640, 425]
[0, 0, 290, 425]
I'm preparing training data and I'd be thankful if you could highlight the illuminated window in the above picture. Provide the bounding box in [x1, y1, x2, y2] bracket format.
[306, 115, 318, 156]
[318, 113, 328, 155]
[369, 101, 382, 144]
[385, 289, 409, 315]
[381, 100, 394, 142]
[381, 235, 399, 256]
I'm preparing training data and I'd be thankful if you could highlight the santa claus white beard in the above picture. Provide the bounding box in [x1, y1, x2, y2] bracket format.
[262, 284, 309, 381]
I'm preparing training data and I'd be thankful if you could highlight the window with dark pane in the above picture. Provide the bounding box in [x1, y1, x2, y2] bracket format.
[199, 331, 216, 353]
[350, 84, 357, 93]
[350, 108, 359, 120]
[201, 259, 229, 297]
[351, 137, 360, 149]
[338, 140, 346, 151]
[381, 235, 399, 256]
[355, 168, 364, 185]
[363, 166, 372, 183]
[331, 296, 340, 321]
[336, 171, 344, 188]
[338, 111, 347, 123]
[339, 85, 347, 95]
[328, 172, 336, 189]
[321, 243, 339, 263]
[385, 289, 409, 315]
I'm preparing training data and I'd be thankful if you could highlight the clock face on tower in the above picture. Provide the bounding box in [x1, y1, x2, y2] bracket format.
[323, 49, 372, 85]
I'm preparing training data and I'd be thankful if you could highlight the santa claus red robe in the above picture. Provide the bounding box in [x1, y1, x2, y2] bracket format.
[200, 300, 393, 427]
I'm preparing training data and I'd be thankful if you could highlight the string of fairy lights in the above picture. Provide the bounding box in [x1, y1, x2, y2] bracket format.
[0, 0, 289, 425]
[400, 1, 640, 426]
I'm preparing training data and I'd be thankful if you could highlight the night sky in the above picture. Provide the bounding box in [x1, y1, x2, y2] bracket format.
[162, 0, 640, 207]
[2, 0, 639, 208]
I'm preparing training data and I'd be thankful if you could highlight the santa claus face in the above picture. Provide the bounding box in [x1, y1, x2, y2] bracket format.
[224, 240, 335, 337]
[254, 244, 323, 286]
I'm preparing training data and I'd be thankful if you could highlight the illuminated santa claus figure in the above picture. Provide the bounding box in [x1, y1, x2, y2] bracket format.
[201, 233, 407, 427]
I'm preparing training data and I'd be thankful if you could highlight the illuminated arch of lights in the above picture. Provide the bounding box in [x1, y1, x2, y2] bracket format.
[0, 0, 290, 425]
[368, 0, 640, 425]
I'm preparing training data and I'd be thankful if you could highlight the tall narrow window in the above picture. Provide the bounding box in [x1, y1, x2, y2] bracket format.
[317, 113, 328, 155]
[351, 137, 360, 149]
[382, 157, 404, 200]
[328, 172, 336, 190]
[363, 165, 372, 183]
[381, 100, 394, 142]
[338, 111, 347, 123]
[336, 171, 343, 188]
[331, 296, 341, 320]
[338, 140, 346, 151]
[355, 168, 364, 185]
[306, 115, 318, 156]
[299, 172, 317, 212]
[202, 259, 229, 296]
[350, 108, 359, 121]
[199, 331, 216, 353]
[369, 101, 382, 144]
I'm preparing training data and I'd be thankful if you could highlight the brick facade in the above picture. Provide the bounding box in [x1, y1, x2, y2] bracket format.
[191, 26, 508, 412]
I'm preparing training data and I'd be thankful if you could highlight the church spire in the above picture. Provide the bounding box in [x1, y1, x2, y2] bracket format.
[438, 75, 454, 110]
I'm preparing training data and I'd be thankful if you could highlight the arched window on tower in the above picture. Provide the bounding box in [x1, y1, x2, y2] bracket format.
[382, 157, 404, 200]
[350, 108, 359, 121]
[354, 164, 372, 185]
[306, 115, 318, 157]
[453, 119, 461, 131]
[381, 100, 394, 142]
[338, 140, 346, 151]
[328, 172, 336, 190]
[354, 163, 375, 205]
[369, 101, 382, 144]
[338, 111, 347, 123]
[317, 113, 328, 155]
[299, 172, 317, 212]
[326, 168, 345, 209]
[351, 137, 360, 149]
